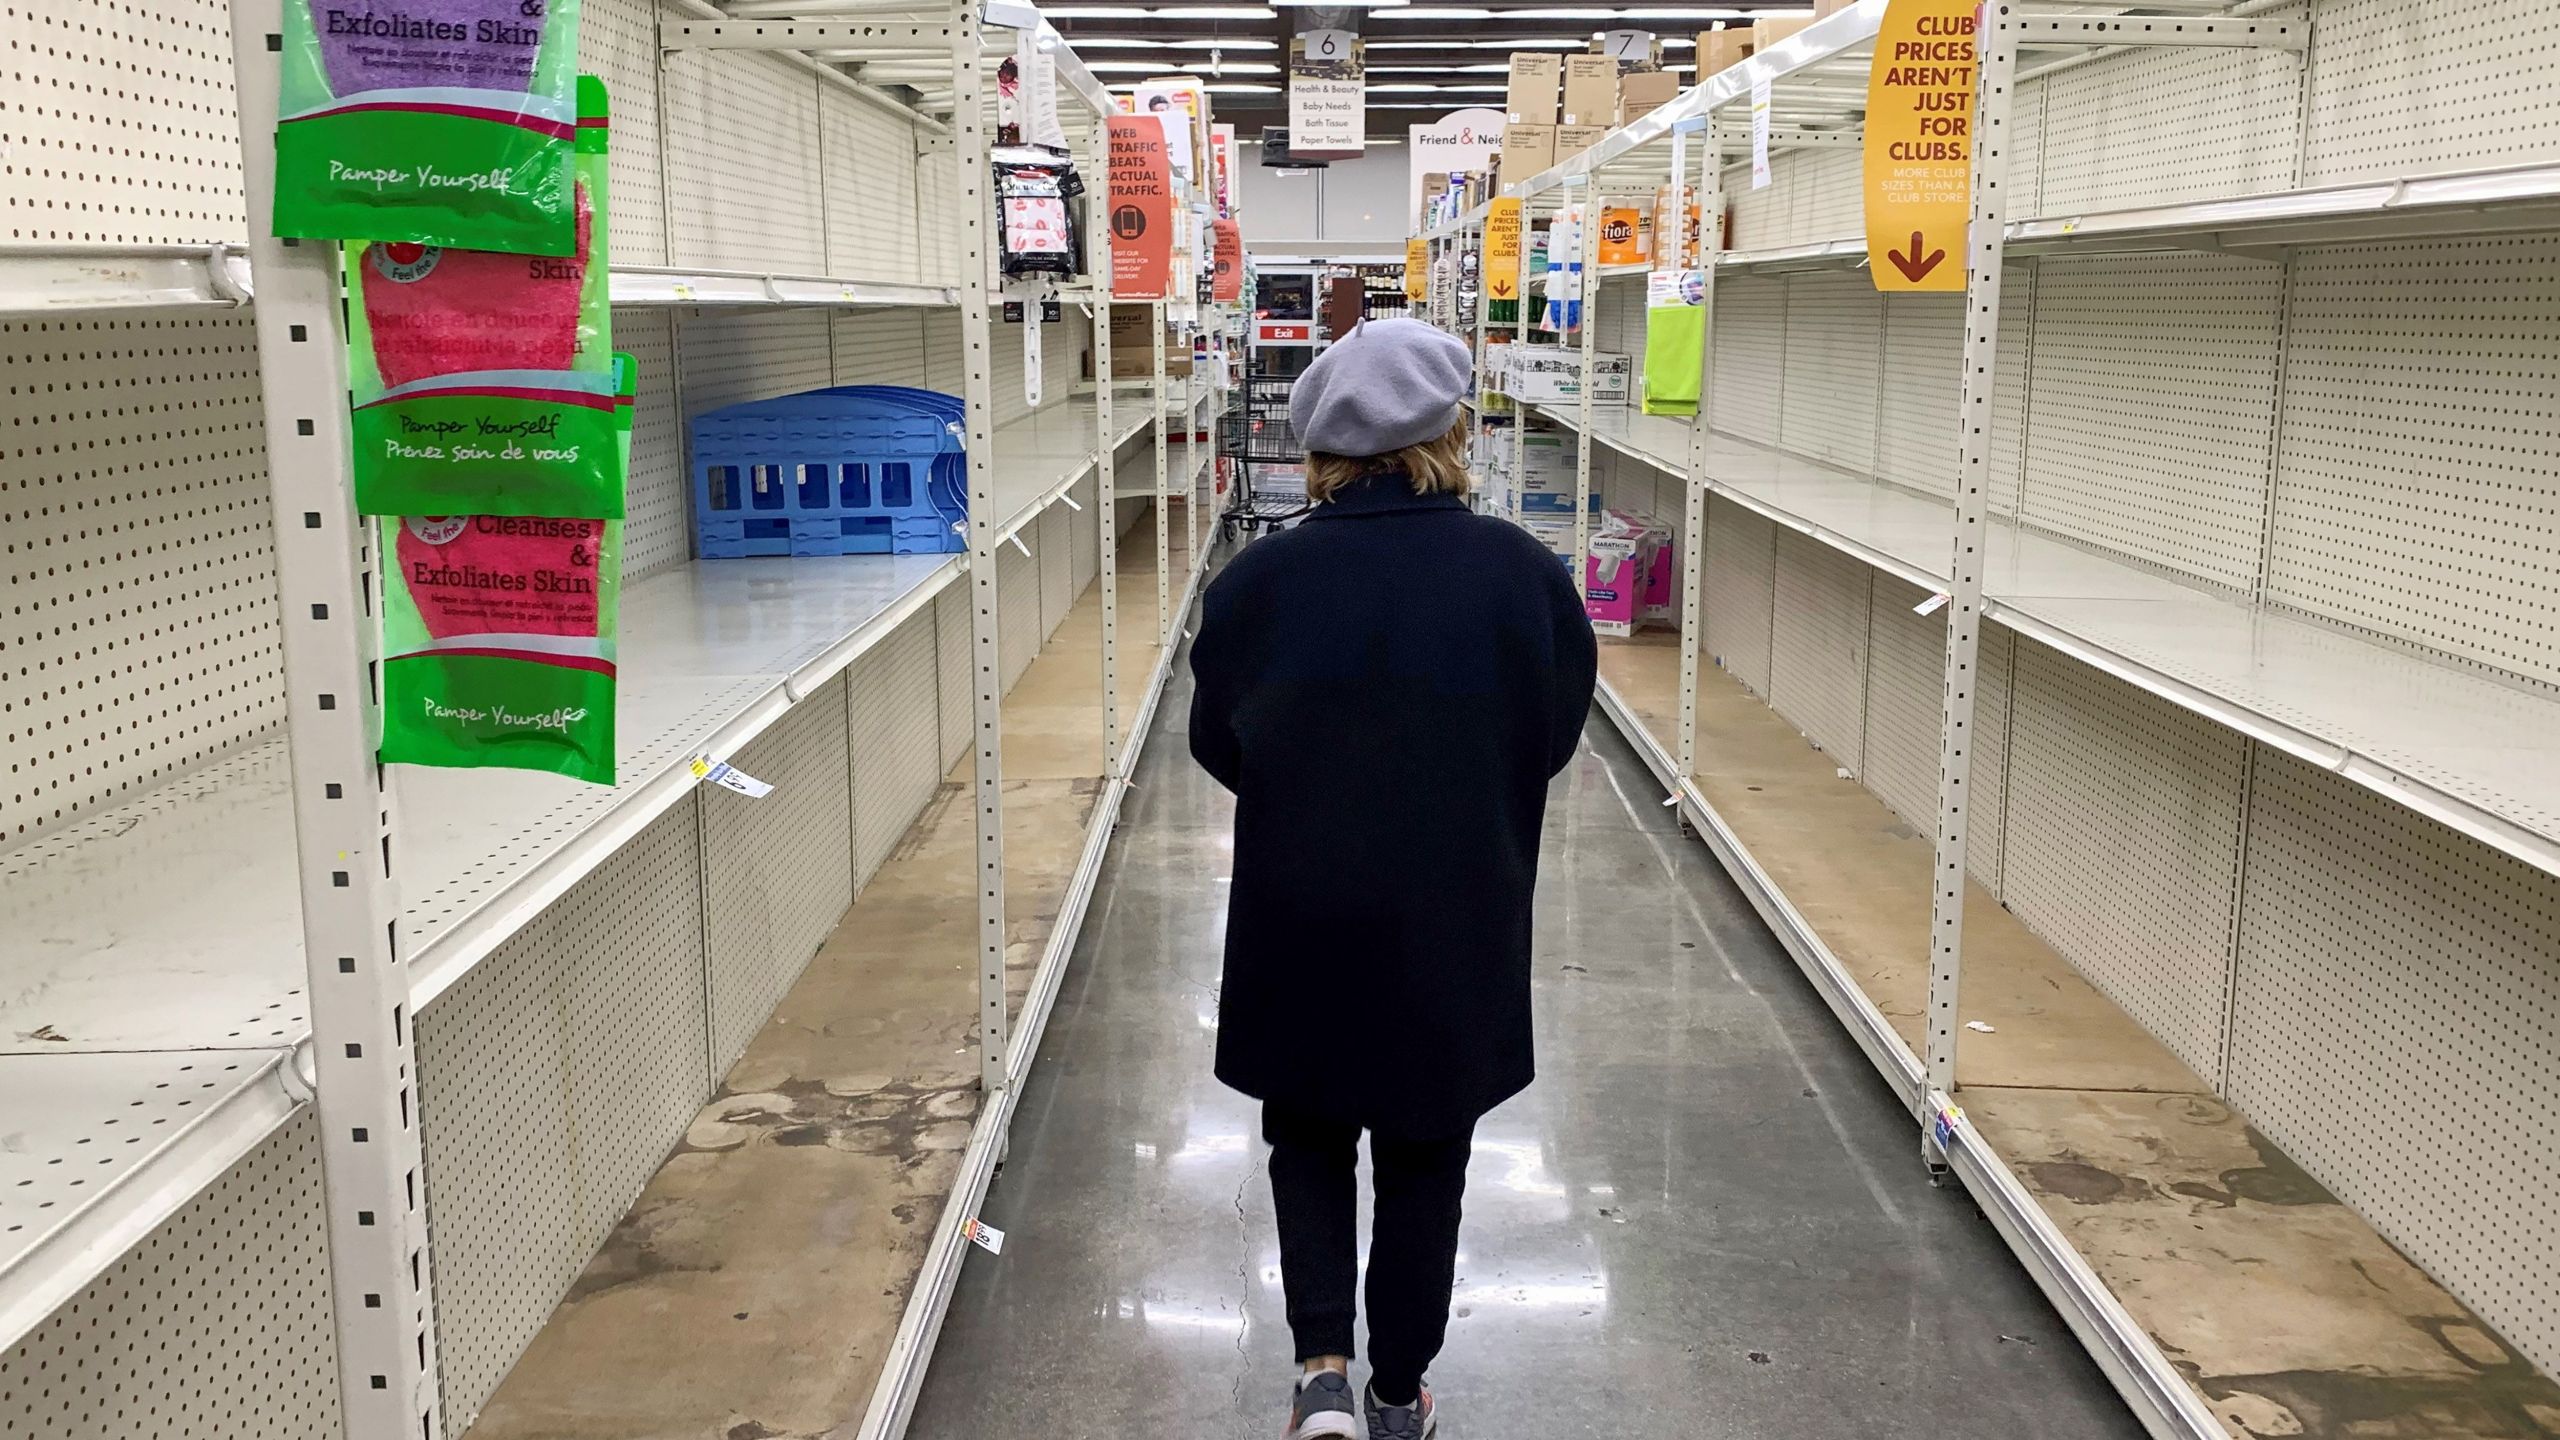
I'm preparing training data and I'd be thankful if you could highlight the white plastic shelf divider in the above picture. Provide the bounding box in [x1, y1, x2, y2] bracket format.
[1532, 401, 2560, 879]
[0, 396, 1157, 1355]
[0, 244, 252, 314]
[0, 1051, 302, 1351]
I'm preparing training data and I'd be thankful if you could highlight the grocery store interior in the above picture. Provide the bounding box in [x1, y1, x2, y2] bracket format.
[5, 1, 2560, 1438]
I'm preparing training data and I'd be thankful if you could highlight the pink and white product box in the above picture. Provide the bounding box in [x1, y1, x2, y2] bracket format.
[1583, 511, 1674, 636]
[1641, 537, 1676, 623]
[1585, 531, 1647, 636]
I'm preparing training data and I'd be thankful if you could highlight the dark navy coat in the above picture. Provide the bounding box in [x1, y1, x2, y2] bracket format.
[1188, 476, 1598, 1137]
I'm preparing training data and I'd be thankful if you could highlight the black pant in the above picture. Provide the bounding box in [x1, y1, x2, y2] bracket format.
[1263, 1103, 1475, 1406]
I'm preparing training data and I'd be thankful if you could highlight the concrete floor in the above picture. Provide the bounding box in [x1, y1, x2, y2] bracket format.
[907, 654, 2146, 1438]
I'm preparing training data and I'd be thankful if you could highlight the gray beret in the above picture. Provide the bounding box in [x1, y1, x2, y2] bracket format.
[1289, 317, 1474, 458]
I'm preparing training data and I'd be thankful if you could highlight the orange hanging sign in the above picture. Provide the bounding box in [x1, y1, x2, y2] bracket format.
[1484, 197, 1522, 302]
[1404, 236, 1428, 302]
[1210, 218, 1243, 302]
[1107, 114, 1174, 299]
[1862, 0, 1975, 293]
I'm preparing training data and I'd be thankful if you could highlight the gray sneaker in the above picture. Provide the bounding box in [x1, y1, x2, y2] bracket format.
[1284, 1370, 1359, 1440]
[1366, 1382, 1438, 1440]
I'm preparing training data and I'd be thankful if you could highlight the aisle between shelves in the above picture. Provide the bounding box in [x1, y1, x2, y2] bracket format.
[1432, 3, 2560, 1437]
[0, 9, 1244, 1440]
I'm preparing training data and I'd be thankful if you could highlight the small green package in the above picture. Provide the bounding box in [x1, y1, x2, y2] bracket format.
[274, 0, 584, 252]
[378, 353, 634, 784]
[346, 77, 615, 518]
[1642, 269, 1705, 417]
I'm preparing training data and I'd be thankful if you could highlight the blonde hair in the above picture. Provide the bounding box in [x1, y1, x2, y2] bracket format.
[1306, 417, 1473, 503]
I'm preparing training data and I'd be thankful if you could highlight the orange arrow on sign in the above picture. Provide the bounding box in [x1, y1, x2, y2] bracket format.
[1490, 277, 1516, 299]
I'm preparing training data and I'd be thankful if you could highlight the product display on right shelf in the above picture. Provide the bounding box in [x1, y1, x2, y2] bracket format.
[1432, 6, 2560, 1437]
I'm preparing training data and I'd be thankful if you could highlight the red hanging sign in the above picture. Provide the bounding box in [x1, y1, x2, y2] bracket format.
[1210, 218, 1242, 302]
[1106, 114, 1174, 299]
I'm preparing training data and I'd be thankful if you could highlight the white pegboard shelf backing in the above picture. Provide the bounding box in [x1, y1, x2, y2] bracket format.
[0, 396, 1166, 1356]
[1526, 401, 2560, 883]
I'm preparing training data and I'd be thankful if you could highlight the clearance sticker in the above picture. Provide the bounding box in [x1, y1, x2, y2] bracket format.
[1862, 0, 1977, 293]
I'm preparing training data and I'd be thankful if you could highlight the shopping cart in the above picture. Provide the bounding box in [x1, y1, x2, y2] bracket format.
[1219, 373, 1314, 543]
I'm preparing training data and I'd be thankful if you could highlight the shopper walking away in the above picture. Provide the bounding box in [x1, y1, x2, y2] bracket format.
[1187, 318, 1598, 1440]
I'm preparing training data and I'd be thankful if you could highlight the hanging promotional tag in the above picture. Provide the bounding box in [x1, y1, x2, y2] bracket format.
[1750, 73, 1773, 190]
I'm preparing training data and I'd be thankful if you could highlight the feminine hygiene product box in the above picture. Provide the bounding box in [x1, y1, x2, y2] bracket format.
[1585, 533, 1645, 636]
[1641, 536, 1676, 623]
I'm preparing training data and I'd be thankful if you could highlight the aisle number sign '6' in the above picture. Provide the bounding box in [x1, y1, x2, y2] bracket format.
[1861, 0, 1977, 293]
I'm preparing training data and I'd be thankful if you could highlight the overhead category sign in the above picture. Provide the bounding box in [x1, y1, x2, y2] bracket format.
[1106, 114, 1173, 298]
[1484, 197, 1522, 304]
[1862, 0, 1975, 292]
[1289, 29, 1365, 156]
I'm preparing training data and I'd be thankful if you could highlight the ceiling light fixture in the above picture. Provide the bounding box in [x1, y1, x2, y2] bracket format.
[1366, 36, 1578, 49]
[1086, 57, 1280, 72]
[1049, 4, 1278, 15]
[1201, 81, 1281, 92]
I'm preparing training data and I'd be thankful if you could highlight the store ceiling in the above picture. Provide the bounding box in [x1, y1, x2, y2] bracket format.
[1047, 3, 1815, 139]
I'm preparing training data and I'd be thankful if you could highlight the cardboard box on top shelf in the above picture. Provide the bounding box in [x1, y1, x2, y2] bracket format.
[1754, 16, 1815, 53]
[1105, 306, 1192, 379]
[1506, 53, 1561, 124]
[1618, 69, 1680, 124]
[1560, 54, 1619, 127]
[1695, 24, 1753, 77]
[1499, 123, 1556, 182]
[1557, 124, 1609, 159]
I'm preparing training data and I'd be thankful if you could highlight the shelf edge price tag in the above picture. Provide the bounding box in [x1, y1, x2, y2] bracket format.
[691, 756, 774, 798]
[1862, 0, 1976, 293]
[1932, 1103, 1964, 1150]
[963, 1217, 1006, 1254]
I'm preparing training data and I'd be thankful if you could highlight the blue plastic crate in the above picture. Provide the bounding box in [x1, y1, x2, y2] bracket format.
[690, 387, 970, 559]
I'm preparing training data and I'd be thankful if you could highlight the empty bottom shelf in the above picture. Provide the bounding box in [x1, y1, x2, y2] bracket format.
[456, 512, 1199, 1439]
[1594, 631, 2560, 1440]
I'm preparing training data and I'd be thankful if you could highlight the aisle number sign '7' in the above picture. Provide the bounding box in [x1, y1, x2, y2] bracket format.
[1862, 0, 1977, 293]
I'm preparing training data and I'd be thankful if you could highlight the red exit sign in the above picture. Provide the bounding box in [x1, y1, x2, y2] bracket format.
[1258, 322, 1311, 342]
